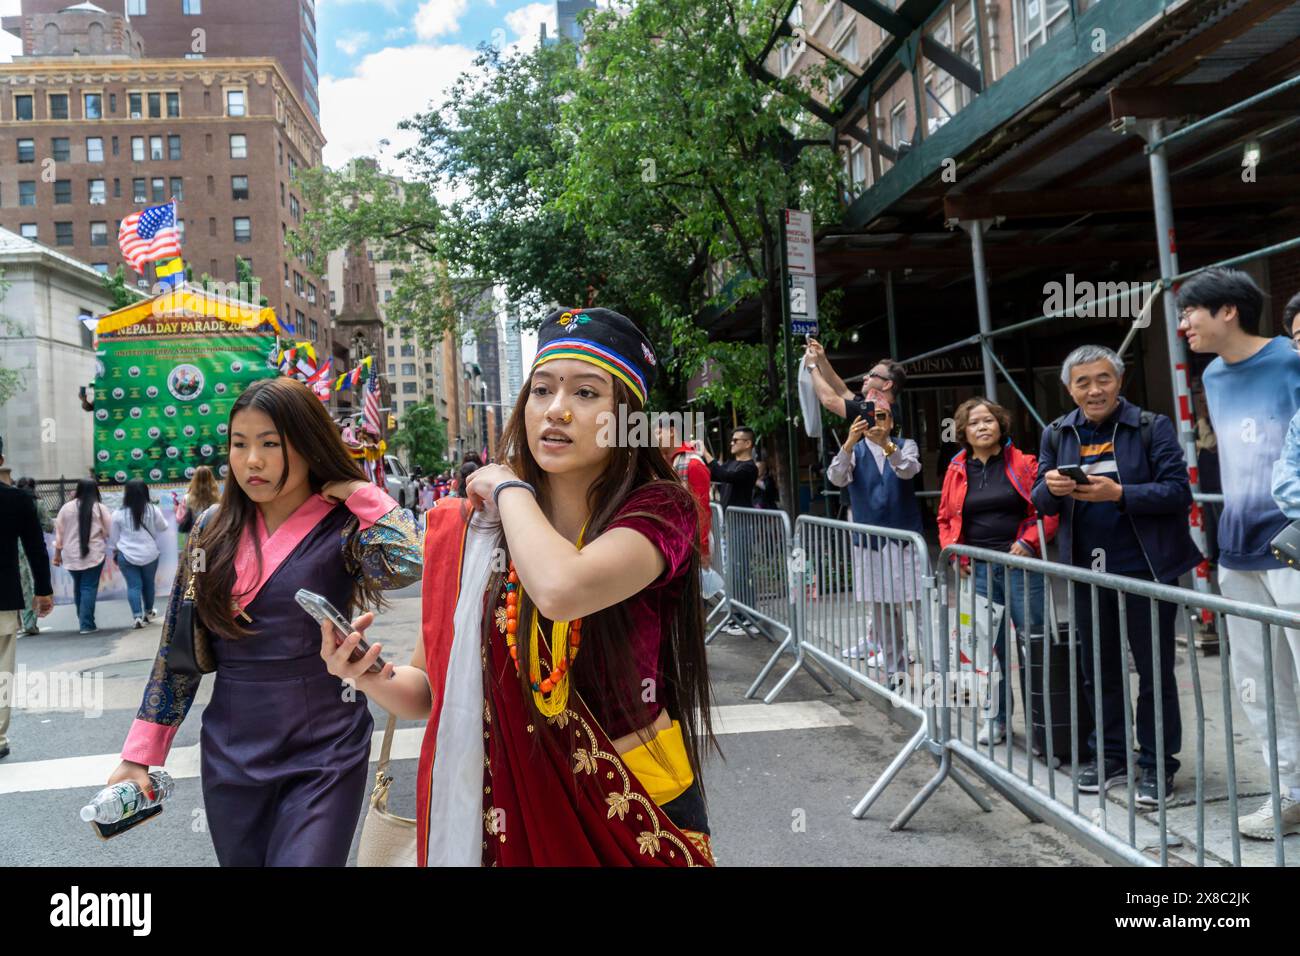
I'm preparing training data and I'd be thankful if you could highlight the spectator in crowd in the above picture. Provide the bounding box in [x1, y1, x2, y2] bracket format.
[454, 459, 480, 497]
[1033, 345, 1200, 807]
[827, 400, 924, 677]
[53, 478, 114, 635]
[753, 458, 780, 510]
[1182, 268, 1300, 839]
[700, 426, 758, 511]
[15, 478, 54, 636]
[700, 427, 759, 635]
[419, 476, 435, 514]
[802, 339, 907, 424]
[108, 479, 170, 629]
[175, 465, 220, 537]
[1285, 290, 1300, 351]
[938, 398, 1058, 745]
[656, 417, 712, 567]
[1, 438, 54, 759]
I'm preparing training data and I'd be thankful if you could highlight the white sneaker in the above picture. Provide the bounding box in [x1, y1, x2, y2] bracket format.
[145, 609, 158, 622]
[841, 638, 869, 660]
[721, 621, 747, 636]
[133, 617, 144, 629]
[865, 651, 885, 668]
[1239, 796, 1300, 840]
[977, 721, 1006, 745]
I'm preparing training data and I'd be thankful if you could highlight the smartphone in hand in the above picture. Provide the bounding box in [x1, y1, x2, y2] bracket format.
[295, 588, 387, 674]
[1057, 464, 1092, 485]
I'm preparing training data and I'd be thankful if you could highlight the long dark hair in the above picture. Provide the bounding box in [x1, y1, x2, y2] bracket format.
[491, 375, 719, 797]
[122, 478, 149, 530]
[74, 478, 100, 555]
[194, 376, 371, 639]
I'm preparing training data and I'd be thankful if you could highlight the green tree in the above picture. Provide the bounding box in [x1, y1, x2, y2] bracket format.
[556, 0, 842, 507]
[389, 401, 449, 474]
[102, 265, 136, 310]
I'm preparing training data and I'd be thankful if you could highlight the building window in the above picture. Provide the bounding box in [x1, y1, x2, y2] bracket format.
[1016, 0, 1070, 60]
[148, 92, 161, 118]
[170, 176, 184, 201]
[150, 135, 164, 160]
[891, 101, 908, 148]
[113, 178, 121, 197]
[15, 94, 33, 120]
[133, 178, 146, 203]
[401, 344, 415, 358]
[277, 139, 284, 165]
[90, 222, 108, 246]
[400, 381, 416, 395]
[54, 180, 72, 204]
[84, 93, 102, 119]
[388, 346, 396, 358]
[307, 283, 316, 305]
[127, 0, 147, 14]
[384, 289, 392, 302]
[20, 223, 37, 239]
[92, 263, 109, 274]
[232, 175, 249, 200]
[88, 178, 107, 204]
[290, 195, 300, 222]
[280, 182, 286, 206]
[226, 90, 246, 117]
[132, 136, 145, 161]
[87, 136, 104, 162]
[18, 139, 35, 163]
[167, 91, 180, 117]
[129, 92, 142, 118]
[208, 217, 216, 236]
[168, 134, 182, 160]
[49, 94, 68, 120]
[51, 137, 70, 162]
[288, 155, 298, 179]
[295, 309, 305, 330]
[828, 28, 859, 98]
[183, 0, 201, 13]
[294, 272, 304, 295]
[309, 318, 319, 340]
[177, 218, 185, 242]
[233, 217, 252, 242]
[401, 363, 417, 376]
[55, 222, 74, 246]
[151, 177, 165, 202]
[111, 135, 119, 156]
[229, 134, 247, 159]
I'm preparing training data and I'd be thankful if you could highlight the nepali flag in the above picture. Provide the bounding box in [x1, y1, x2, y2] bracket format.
[118, 200, 182, 272]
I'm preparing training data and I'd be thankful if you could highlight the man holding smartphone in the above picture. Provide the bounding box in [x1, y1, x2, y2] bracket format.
[1032, 345, 1200, 807]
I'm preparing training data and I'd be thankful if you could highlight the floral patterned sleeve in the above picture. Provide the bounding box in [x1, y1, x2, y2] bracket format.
[341, 484, 423, 589]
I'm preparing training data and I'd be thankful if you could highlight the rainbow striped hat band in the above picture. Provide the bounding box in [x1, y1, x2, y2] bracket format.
[531, 307, 657, 405]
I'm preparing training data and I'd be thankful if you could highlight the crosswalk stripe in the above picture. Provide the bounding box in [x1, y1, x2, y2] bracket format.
[0, 700, 851, 796]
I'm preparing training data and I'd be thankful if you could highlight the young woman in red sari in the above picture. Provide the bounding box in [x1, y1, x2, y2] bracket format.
[329, 307, 718, 865]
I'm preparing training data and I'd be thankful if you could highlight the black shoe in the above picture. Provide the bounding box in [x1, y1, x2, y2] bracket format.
[0, 745, 10, 760]
[1136, 769, 1175, 807]
[1077, 762, 1127, 793]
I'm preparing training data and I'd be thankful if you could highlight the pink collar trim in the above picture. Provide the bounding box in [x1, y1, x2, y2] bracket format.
[233, 493, 338, 610]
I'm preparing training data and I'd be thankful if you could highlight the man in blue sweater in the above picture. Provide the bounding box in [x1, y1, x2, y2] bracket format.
[1181, 267, 1300, 840]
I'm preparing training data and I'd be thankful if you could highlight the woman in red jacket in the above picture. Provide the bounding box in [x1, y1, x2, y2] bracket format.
[938, 397, 1059, 745]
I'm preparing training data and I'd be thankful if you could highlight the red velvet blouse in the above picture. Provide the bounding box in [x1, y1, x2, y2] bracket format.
[529, 482, 698, 740]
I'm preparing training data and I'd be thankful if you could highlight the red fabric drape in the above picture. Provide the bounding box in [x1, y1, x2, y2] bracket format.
[480, 589, 711, 867]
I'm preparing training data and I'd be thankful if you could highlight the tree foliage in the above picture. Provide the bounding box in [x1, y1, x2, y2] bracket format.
[389, 400, 449, 474]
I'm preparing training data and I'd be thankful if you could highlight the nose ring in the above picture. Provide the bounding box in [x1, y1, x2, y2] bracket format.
[560, 410, 573, 424]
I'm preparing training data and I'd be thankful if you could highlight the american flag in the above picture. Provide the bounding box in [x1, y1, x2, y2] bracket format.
[363, 373, 381, 436]
[118, 201, 181, 272]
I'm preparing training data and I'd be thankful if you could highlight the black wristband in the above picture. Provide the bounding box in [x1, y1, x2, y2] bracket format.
[493, 480, 536, 507]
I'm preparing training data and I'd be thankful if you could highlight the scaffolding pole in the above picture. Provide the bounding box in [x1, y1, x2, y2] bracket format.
[1140, 117, 1214, 615]
[961, 218, 1000, 399]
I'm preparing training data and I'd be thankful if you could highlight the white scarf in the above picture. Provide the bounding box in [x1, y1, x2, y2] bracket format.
[424, 516, 498, 867]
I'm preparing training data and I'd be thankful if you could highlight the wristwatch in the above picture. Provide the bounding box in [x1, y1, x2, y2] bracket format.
[883, 440, 898, 457]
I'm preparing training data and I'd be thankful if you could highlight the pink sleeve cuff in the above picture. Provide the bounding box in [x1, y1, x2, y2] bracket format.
[346, 483, 399, 530]
[121, 718, 179, 767]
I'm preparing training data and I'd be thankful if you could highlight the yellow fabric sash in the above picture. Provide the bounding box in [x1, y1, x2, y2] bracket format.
[619, 720, 694, 807]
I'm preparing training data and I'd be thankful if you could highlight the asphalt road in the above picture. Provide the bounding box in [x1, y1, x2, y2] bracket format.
[0, 583, 1102, 867]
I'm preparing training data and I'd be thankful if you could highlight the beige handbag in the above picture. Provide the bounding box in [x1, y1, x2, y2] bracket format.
[357, 713, 418, 867]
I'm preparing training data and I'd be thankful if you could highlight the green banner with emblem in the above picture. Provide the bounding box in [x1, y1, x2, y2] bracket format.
[93, 313, 277, 484]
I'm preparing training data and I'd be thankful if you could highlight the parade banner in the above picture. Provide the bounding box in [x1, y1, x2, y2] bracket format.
[93, 309, 277, 484]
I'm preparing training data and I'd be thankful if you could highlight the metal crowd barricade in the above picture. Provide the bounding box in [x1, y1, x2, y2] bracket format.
[907, 543, 1300, 867]
[703, 502, 730, 637]
[710, 507, 838, 702]
[784, 515, 993, 822]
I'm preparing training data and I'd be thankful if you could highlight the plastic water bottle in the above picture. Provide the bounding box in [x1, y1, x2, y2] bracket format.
[80, 771, 174, 825]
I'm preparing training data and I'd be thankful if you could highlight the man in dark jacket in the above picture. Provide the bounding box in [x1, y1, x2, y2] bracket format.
[0, 437, 55, 759]
[1033, 345, 1201, 806]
